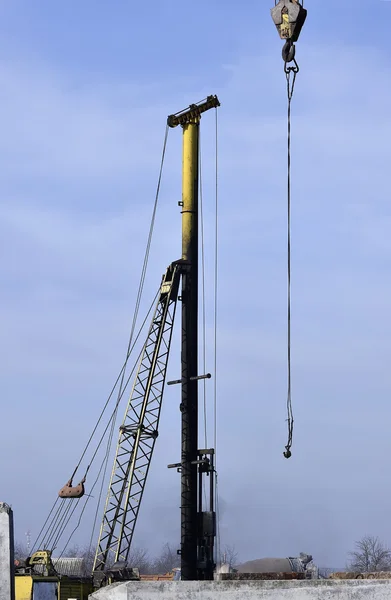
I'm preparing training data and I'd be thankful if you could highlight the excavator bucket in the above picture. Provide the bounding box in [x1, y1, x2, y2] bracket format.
[271, 0, 307, 43]
[58, 477, 86, 498]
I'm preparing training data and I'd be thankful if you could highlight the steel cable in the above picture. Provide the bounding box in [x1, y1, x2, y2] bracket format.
[69, 125, 170, 483]
[34, 123, 170, 554]
[199, 128, 208, 449]
[283, 59, 298, 459]
[213, 106, 220, 565]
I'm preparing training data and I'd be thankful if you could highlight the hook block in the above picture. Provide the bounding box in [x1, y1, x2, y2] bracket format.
[271, 0, 307, 43]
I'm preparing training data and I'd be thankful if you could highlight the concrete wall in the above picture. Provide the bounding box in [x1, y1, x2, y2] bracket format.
[89, 579, 391, 600]
[0, 502, 15, 600]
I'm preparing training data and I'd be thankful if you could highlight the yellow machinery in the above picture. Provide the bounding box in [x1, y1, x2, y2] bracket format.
[15, 576, 33, 600]
[15, 550, 93, 600]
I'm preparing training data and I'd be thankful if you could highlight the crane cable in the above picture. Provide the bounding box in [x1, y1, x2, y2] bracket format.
[213, 106, 221, 564]
[57, 116, 171, 548]
[271, 0, 307, 459]
[199, 127, 208, 449]
[32, 124, 170, 554]
[52, 330, 148, 556]
[82, 290, 160, 555]
[198, 107, 220, 551]
[283, 58, 298, 459]
[67, 123, 170, 484]
[32, 290, 159, 553]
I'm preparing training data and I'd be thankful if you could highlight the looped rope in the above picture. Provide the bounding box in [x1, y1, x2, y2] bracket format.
[283, 51, 298, 460]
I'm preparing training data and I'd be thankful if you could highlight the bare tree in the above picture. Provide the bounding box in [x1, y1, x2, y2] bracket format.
[220, 544, 239, 569]
[128, 546, 153, 574]
[63, 544, 82, 558]
[14, 541, 29, 562]
[348, 536, 391, 572]
[61, 543, 153, 575]
[152, 543, 180, 574]
[78, 544, 96, 576]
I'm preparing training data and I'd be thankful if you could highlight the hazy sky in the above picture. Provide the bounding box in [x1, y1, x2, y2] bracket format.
[1, 0, 391, 571]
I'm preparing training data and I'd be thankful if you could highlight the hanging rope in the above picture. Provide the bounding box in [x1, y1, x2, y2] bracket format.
[67, 124, 170, 484]
[112, 122, 170, 436]
[58, 436, 117, 559]
[32, 290, 159, 554]
[213, 106, 221, 566]
[271, 0, 307, 459]
[86, 410, 118, 565]
[33, 124, 171, 556]
[213, 107, 219, 458]
[31, 499, 62, 552]
[199, 127, 208, 449]
[283, 51, 298, 460]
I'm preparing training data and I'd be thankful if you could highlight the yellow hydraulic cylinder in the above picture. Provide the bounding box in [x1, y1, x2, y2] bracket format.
[181, 119, 199, 262]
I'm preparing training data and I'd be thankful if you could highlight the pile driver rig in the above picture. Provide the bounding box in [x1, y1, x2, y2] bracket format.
[91, 95, 221, 585]
[17, 96, 220, 596]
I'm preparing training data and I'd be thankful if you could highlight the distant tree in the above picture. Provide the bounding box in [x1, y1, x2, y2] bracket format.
[60, 543, 153, 575]
[128, 546, 153, 574]
[14, 541, 29, 562]
[152, 543, 180, 574]
[62, 544, 82, 558]
[78, 544, 96, 576]
[220, 544, 239, 568]
[348, 536, 391, 572]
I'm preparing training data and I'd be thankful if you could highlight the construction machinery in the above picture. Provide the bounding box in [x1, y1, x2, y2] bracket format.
[91, 95, 220, 587]
[15, 95, 220, 598]
[14, 550, 93, 600]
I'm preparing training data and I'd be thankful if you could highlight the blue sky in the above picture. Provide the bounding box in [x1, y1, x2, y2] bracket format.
[1, 0, 391, 569]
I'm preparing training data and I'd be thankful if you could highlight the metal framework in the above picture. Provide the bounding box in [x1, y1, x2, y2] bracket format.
[196, 449, 216, 579]
[167, 95, 220, 129]
[93, 263, 180, 573]
[168, 97, 218, 580]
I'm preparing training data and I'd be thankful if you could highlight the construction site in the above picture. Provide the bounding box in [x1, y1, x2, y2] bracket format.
[1, 1, 389, 599]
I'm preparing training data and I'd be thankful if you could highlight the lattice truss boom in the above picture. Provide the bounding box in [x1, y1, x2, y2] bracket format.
[94, 263, 180, 571]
